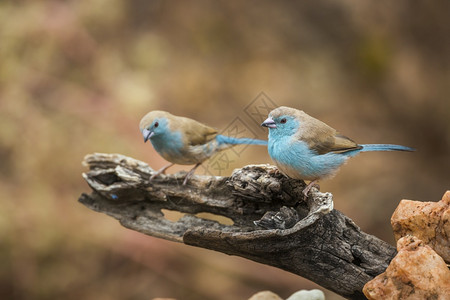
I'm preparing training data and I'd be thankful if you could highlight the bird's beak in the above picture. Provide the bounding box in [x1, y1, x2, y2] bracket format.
[261, 117, 277, 128]
[142, 128, 154, 142]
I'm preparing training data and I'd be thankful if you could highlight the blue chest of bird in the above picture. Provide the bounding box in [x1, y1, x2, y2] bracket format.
[268, 135, 348, 181]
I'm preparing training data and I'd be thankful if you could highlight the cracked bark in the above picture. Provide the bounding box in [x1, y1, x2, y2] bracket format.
[78, 153, 397, 299]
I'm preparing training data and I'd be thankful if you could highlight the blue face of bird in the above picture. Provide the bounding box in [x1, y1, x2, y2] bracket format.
[261, 115, 299, 138]
[142, 118, 168, 142]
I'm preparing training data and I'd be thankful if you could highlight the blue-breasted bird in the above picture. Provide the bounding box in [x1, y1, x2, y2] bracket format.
[261, 106, 415, 195]
[140, 110, 267, 185]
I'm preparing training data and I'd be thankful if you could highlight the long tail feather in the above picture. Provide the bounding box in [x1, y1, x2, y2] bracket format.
[360, 144, 415, 152]
[216, 134, 268, 146]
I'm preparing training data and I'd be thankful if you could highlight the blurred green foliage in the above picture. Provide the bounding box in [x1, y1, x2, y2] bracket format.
[0, 1, 449, 299]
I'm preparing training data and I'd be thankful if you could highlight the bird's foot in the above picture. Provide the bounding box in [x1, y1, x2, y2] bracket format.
[182, 175, 189, 185]
[302, 180, 320, 198]
[268, 168, 281, 175]
[182, 162, 202, 185]
[149, 173, 160, 181]
[150, 163, 174, 181]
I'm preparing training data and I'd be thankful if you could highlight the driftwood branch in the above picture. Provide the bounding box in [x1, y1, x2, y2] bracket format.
[78, 153, 397, 299]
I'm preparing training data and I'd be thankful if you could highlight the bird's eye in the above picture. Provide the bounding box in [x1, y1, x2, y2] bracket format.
[154, 121, 159, 128]
[280, 118, 287, 124]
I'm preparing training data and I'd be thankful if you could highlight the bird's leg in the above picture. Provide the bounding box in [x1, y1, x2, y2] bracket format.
[183, 162, 202, 185]
[150, 163, 175, 181]
[302, 180, 320, 197]
[268, 168, 282, 176]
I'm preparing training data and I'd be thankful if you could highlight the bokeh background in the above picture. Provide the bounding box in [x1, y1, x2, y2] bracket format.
[1, 1, 449, 299]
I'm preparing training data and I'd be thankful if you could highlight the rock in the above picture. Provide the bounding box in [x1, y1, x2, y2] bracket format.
[248, 291, 283, 300]
[363, 235, 450, 300]
[391, 190, 450, 263]
[248, 289, 326, 300]
[286, 289, 325, 300]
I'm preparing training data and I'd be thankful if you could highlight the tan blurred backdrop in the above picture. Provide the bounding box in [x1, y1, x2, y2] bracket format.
[0, 1, 449, 300]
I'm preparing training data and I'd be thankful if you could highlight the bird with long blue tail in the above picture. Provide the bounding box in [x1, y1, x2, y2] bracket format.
[140, 111, 267, 185]
[261, 106, 415, 196]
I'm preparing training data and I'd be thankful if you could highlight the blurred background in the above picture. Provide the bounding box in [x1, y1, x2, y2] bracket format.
[0, 1, 449, 299]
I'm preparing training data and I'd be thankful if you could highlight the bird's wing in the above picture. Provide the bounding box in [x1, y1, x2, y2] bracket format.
[179, 117, 218, 146]
[329, 133, 362, 153]
[301, 122, 361, 155]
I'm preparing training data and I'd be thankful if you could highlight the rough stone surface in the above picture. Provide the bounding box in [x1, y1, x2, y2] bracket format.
[391, 190, 450, 263]
[286, 289, 325, 300]
[248, 291, 283, 300]
[363, 235, 450, 300]
[247, 289, 326, 300]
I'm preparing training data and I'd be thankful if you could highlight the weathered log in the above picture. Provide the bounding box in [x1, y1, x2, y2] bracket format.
[79, 153, 397, 299]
